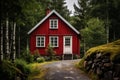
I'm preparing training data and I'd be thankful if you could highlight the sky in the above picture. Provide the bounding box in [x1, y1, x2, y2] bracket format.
[65, 0, 78, 16]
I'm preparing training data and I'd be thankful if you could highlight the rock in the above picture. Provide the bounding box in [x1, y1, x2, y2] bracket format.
[103, 63, 112, 68]
[16, 76, 21, 80]
[103, 71, 113, 80]
[96, 53, 102, 59]
[84, 52, 119, 80]
[96, 67, 102, 75]
[113, 64, 120, 78]
[113, 77, 120, 80]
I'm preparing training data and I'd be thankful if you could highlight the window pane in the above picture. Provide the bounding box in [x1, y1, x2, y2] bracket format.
[36, 36, 45, 47]
[50, 19, 58, 29]
[65, 38, 70, 46]
[50, 36, 58, 47]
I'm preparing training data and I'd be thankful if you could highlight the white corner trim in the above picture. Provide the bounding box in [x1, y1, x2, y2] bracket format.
[28, 10, 80, 35]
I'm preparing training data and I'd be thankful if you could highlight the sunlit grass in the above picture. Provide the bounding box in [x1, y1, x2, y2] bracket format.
[27, 62, 52, 80]
[27, 60, 59, 80]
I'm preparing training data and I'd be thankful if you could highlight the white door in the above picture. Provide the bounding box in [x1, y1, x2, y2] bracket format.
[63, 36, 72, 54]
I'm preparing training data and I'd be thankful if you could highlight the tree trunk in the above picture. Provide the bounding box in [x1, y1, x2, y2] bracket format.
[83, 39, 86, 55]
[0, 23, 3, 61]
[10, 22, 13, 56]
[12, 22, 16, 62]
[5, 17, 10, 60]
[18, 26, 20, 58]
[106, 20, 109, 43]
[106, 0, 109, 43]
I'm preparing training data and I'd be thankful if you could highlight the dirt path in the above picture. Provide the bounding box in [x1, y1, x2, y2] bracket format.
[43, 59, 90, 80]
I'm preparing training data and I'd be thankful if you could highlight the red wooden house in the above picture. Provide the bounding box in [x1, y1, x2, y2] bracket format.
[28, 10, 80, 59]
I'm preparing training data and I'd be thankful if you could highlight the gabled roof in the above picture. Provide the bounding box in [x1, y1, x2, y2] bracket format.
[28, 10, 80, 34]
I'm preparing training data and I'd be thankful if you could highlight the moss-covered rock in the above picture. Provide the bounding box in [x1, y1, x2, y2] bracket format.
[79, 39, 120, 80]
[85, 39, 120, 61]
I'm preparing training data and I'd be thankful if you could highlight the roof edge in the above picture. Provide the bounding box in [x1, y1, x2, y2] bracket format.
[27, 10, 55, 34]
[27, 10, 80, 35]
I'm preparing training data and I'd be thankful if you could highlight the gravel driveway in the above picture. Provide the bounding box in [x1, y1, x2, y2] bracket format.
[43, 59, 91, 80]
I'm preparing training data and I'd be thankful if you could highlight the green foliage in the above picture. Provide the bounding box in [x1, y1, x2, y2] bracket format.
[0, 60, 22, 80]
[81, 18, 106, 51]
[73, 54, 80, 59]
[32, 49, 41, 61]
[48, 0, 70, 20]
[73, 0, 90, 30]
[89, 0, 120, 41]
[45, 44, 56, 61]
[21, 48, 34, 63]
[15, 59, 32, 76]
[36, 57, 45, 63]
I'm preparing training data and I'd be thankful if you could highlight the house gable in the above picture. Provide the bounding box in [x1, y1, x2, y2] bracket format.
[28, 10, 80, 35]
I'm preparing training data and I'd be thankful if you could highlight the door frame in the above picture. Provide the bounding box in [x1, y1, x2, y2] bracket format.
[63, 36, 72, 54]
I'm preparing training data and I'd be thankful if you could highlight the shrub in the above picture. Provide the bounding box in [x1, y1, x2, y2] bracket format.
[36, 57, 45, 63]
[0, 60, 21, 80]
[73, 54, 80, 59]
[15, 59, 32, 79]
[32, 49, 41, 61]
[21, 49, 34, 63]
[45, 44, 56, 61]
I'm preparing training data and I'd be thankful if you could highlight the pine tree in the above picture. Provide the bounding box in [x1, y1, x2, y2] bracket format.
[74, 0, 90, 30]
[89, 0, 120, 41]
[45, 0, 70, 20]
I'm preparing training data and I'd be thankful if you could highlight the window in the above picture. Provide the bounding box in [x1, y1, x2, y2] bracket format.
[50, 19, 58, 29]
[49, 36, 58, 47]
[36, 36, 45, 47]
[65, 37, 70, 46]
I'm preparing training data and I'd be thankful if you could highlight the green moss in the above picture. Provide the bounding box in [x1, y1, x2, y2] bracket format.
[78, 39, 120, 80]
[85, 39, 120, 60]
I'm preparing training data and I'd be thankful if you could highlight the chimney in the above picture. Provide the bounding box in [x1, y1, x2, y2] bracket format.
[46, 8, 51, 15]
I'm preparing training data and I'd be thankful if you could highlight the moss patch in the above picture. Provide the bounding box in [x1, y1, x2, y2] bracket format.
[85, 39, 120, 60]
[79, 39, 120, 80]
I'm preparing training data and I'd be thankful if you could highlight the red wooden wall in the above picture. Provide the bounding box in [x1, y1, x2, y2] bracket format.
[29, 13, 80, 56]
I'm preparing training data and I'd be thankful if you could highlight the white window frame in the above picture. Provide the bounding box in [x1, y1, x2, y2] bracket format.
[49, 36, 58, 47]
[36, 36, 45, 47]
[49, 19, 58, 29]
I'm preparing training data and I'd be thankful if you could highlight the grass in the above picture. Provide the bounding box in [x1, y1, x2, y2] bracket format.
[27, 61, 55, 80]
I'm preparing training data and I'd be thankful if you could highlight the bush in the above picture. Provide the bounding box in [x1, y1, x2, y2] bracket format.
[45, 44, 56, 61]
[73, 54, 80, 59]
[32, 49, 41, 61]
[21, 49, 34, 63]
[15, 59, 32, 79]
[0, 60, 21, 80]
[36, 57, 45, 63]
